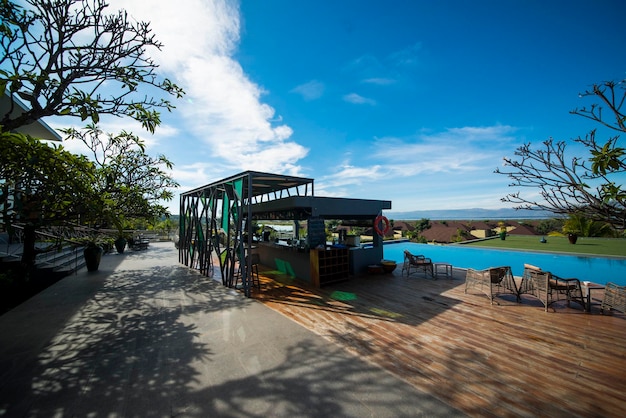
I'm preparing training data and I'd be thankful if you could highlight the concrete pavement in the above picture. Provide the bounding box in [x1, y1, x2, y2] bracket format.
[0, 242, 463, 417]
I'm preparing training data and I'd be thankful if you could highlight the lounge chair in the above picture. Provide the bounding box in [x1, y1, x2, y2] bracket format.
[402, 250, 434, 279]
[520, 264, 586, 312]
[464, 266, 517, 305]
[601, 282, 626, 314]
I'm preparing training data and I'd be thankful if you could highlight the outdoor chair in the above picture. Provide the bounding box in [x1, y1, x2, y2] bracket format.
[402, 250, 434, 279]
[464, 266, 517, 304]
[520, 264, 586, 312]
[601, 282, 626, 314]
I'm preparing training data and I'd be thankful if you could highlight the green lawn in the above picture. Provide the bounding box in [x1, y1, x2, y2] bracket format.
[462, 234, 626, 258]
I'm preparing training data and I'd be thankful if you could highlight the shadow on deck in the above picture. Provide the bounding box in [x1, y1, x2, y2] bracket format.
[246, 264, 626, 417]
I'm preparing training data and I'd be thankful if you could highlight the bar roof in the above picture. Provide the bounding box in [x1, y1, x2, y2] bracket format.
[181, 171, 314, 199]
[181, 171, 391, 220]
[250, 196, 392, 220]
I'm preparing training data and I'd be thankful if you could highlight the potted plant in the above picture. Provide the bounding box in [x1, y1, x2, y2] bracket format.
[562, 216, 582, 245]
[83, 241, 103, 272]
[113, 219, 131, 253]
[77, 232, 108, 272]
[100, 236, 115, 254]
[566, 232, 578, 244]
[114, 234, 127, 253]
[497, 221, 507, 240]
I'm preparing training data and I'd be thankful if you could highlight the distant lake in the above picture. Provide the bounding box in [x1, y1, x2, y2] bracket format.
[384, 208, 553, 220]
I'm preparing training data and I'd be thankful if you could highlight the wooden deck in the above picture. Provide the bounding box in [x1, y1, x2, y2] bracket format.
[247, 265, 626, 417]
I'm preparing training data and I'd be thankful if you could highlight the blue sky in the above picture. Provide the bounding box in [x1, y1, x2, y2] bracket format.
[55, 0, 626, 215]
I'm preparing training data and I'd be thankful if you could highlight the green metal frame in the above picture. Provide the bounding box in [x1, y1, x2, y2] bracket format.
[179, 171, 314, 297]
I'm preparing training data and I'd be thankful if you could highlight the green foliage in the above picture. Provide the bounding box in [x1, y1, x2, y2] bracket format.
[451, 229, 466, 243]
[405, 219, 431, 242]
[61, 124, 179, 233]
[561, 212, 614, 238]
[413, 235, 428, 244]
[536, 218, 564, 235]
[414, 218, 431, 233]
[0, 131, 97, 225]
[590, 137, 625, 175]
[154, 218, 177, 239]
[0, 0, 182, 275]
[0, 0, 184, 133]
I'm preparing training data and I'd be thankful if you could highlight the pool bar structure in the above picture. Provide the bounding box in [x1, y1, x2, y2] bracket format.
[179, 171, 392, 296]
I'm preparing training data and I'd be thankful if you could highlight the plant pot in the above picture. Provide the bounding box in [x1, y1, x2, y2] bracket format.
[84, 245, 103, 272]
[368, 265, 384, 274]
[381, 260, 397, 273]
[499, 232, 507, 240]
[568, 233, 578, 244]
[114, 237, 127, 254]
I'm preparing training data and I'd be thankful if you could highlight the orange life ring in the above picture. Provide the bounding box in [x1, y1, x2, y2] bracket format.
[374, 215, 390, 236]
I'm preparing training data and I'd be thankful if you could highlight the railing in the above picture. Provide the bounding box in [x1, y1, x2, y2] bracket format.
[1, 223, 113, 274]
[2, 222, 175, 258]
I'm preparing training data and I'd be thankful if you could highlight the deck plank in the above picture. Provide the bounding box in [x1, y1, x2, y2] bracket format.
[249, 265, 626, 418]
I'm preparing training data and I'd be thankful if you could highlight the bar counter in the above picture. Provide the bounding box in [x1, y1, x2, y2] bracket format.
[255, 241, 385, 286]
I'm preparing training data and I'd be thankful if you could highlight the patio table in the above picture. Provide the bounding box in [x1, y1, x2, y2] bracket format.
[433, 262, 452, 278]
[581, 282, 605, 313]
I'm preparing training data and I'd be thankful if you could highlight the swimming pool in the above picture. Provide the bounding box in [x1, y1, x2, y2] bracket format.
[383, 242, 626, 286]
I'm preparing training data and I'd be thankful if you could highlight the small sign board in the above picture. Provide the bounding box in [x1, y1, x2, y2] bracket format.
[307, 217, 326, 248]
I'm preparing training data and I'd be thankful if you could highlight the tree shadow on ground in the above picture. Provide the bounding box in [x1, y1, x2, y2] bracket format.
[0, 250, 460, 417]
[0, 260, 247, 416]
[255, 266, 463, 328]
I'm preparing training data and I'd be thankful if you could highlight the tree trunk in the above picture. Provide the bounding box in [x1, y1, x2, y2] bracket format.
[20, 224, 38, 276]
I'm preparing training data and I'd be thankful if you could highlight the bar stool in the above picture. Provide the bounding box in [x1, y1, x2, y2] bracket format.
[248, 253, 261, 290]
[235, 253, 261, 291]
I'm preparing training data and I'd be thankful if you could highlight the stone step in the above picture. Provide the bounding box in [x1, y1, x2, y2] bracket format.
[35, 245, 86, 275]
[0, 244, 86, 278]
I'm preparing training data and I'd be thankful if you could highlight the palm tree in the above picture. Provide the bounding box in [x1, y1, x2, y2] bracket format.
[562, 213, 613, 239]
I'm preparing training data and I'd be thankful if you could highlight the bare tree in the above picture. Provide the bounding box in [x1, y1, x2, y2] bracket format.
[495, 79, 626, 232]
[0, 0, 183, 133]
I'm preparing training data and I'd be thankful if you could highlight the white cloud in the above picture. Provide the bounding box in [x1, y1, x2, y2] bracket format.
[318, 165, 385, 188]
[387, 42, 423, 67]
[362, 78, 396, 85]
[290, 80, 325, 101]
[345, 43, 424, 86]
[311, 125, 522, 210]
[371, 125, 519, 175]
[111, 0, 240, 69]
[107, 0, 308, 175]
[343, 93, 377, 105]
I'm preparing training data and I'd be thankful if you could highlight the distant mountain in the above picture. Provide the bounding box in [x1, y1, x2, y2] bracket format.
[384, 208, 553, 221]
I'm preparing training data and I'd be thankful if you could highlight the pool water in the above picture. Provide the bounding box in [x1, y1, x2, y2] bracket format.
[383, 242, 626, 286]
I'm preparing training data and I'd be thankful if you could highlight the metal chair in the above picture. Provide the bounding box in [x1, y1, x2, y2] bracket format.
[402, 250, 434, 279]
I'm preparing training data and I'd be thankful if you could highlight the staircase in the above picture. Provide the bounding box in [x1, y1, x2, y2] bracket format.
[33, 244, 87, 278]
[0, 232, 86, 279]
